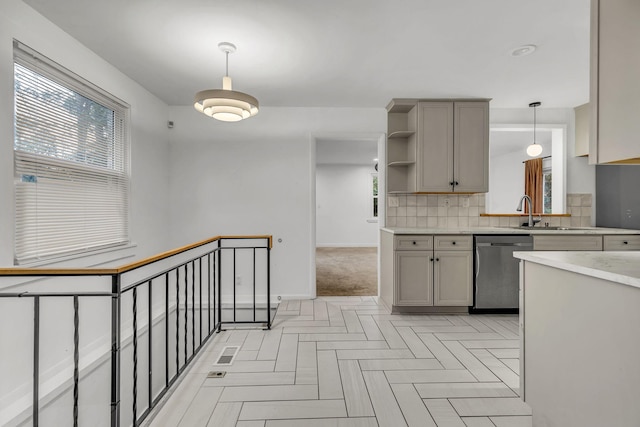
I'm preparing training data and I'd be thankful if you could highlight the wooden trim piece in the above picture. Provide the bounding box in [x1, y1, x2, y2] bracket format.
[480, 213, 571, 217]
[0, 235, 273, 276]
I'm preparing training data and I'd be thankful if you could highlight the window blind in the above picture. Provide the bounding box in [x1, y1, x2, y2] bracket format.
[13, 44, 130, 264]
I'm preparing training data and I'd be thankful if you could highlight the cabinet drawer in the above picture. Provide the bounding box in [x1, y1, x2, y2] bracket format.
[434, 235, 472, 251]
[533, 235, 603, 251]
[395, 235, 433, 250]
[603, 235, 640, 251]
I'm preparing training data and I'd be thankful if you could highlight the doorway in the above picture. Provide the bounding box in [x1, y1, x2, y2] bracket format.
[315, 137, 381, 296]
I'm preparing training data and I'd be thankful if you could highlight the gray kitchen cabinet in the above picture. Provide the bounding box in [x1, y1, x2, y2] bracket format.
[417, 101, 489, 193]
[574, 103, 589, 157]
[533, 235, 603, 251]
[603, 235, 640, 251]
[589, 0, 640, 164]
[381, 232, 472, 312]
[386, 99, 489, 194]
[395, 251, 433, 306]
[433, 250, 473, 306]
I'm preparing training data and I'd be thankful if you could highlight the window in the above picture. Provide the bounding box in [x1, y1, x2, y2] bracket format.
[13, 42, 129, 264]
[371, 173, 378, 218]
[543, 158, 552, 214]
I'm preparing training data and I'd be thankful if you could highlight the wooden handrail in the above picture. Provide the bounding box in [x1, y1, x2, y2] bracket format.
[0, 235, 272, 276]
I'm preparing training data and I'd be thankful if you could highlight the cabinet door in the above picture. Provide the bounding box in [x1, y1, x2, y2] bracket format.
[433, 251, 472, 306]
[590, 0, 640, 164]
[454, 102, 489, 192]
[416, 102, 454, 192]
[395, 251, 433, 306]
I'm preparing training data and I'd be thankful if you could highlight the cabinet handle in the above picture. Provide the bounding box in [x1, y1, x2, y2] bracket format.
[452, 241, 456, 245]
[435, 258, 440, 262]
[430, 257, 434, 262]
[455, 181, 459, 186]
[412, 241, 417, 245]
[449, 181, 454, 186]
[623, 241, 629, 245]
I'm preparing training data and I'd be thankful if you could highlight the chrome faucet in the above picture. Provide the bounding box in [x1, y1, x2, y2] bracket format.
[516, 195, 538, 227]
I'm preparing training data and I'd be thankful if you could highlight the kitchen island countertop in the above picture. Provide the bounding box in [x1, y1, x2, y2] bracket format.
[514, 250, 640, 289]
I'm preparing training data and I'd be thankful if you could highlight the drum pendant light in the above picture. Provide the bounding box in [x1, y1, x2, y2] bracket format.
[194, 42, 259, 122]
[526, 101, 543, 157]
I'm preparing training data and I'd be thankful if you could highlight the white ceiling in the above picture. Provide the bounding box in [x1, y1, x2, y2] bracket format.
[22, 0, 591, 109]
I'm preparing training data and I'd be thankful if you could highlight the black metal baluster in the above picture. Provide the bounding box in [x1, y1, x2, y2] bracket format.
[199, 257, 202, 346]
[148, 280, 153, 412]
[191, 261, 195, 356]
[217, 246, 222, 332]
[73, 296, 79, 427]
[184, 264, 187, 366]
[111, 275, 121, 427]
[132, 287, 138, 426]
[253, 248, 256, 323]
[267, 243, 271, 329]
[207, 253, 211, 334]
[33, 296, 40, 426]
[233, 248, 236, 323]
[164, 272, 169, 388]
[175, 267, 179, 376]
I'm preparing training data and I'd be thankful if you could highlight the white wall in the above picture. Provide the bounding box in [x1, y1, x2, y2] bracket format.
[316, 164, 378, 246]
[0, 4, 173, 424]
[0, 1, 172, 269]
[488, 150, 526, 213]
[167, 106, 386, 300]
[491, 108, 596, 222]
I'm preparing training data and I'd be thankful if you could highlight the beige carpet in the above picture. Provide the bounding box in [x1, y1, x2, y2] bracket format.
[316, 247, 378, 296]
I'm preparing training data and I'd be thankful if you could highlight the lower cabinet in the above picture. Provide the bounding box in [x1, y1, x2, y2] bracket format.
[389, 234, 472, 311]
[396, 251, 433, 306]
[434, 251, 473, 306]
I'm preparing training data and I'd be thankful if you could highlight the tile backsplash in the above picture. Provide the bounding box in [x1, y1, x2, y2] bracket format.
[386, 193, 593, 228]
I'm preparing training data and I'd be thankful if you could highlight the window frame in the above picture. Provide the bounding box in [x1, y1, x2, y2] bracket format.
[13, 41, 131, 265]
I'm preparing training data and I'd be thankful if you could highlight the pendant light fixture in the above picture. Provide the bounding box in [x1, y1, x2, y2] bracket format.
[526, 101, 543, 157]
[194, 42, 259, 122]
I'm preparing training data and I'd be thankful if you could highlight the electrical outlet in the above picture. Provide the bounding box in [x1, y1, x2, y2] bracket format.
[235, 276, 241, 286]
[444, 198, 450, 208]
[462, 197, 470, 208]
[388, 196, 399, 207]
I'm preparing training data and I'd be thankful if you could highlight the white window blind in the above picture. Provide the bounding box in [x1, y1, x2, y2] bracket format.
[13, 43, 130, 264]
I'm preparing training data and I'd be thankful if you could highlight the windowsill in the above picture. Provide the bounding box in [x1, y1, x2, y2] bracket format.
[366, 218, 379, 223]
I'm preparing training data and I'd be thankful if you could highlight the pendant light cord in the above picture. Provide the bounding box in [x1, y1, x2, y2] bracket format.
[533, 105, 536, 145]
[225, 51, 229, 77]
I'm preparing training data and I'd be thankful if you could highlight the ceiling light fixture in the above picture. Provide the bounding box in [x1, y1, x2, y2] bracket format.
[194, 42, 259, 122]
[510, 45, 537, 57]
[526, 101, 543, 157]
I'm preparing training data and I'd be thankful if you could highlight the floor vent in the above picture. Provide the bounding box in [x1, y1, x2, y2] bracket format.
[214, 346, 239, 365]
[207, 371, 227, 378]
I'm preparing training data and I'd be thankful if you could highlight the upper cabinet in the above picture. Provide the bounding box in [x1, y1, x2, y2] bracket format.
[386, 99, 489, 194]
[574, 103, 589, 157]
[589, 0, 640, 164]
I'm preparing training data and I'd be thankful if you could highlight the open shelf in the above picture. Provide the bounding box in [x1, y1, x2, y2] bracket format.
[388, 161, 415, 167]
[388, 130, 415, 139]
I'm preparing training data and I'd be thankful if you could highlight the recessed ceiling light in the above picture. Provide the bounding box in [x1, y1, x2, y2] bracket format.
[373, 158, 379, 162]
[510, 45, 537, 57]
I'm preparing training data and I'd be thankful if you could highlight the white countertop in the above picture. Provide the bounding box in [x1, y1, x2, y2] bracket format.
[381, 226, 640, 235]
[514, 251, 640, 289]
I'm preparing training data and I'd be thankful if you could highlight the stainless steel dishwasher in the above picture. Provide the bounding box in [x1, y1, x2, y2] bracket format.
[472, 235, 533, 313]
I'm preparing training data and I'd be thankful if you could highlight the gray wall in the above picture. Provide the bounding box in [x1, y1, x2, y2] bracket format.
[596, 165, 640, 230]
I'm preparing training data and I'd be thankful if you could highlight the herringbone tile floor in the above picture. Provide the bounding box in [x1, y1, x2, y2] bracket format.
[144, 297, 532, 427]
